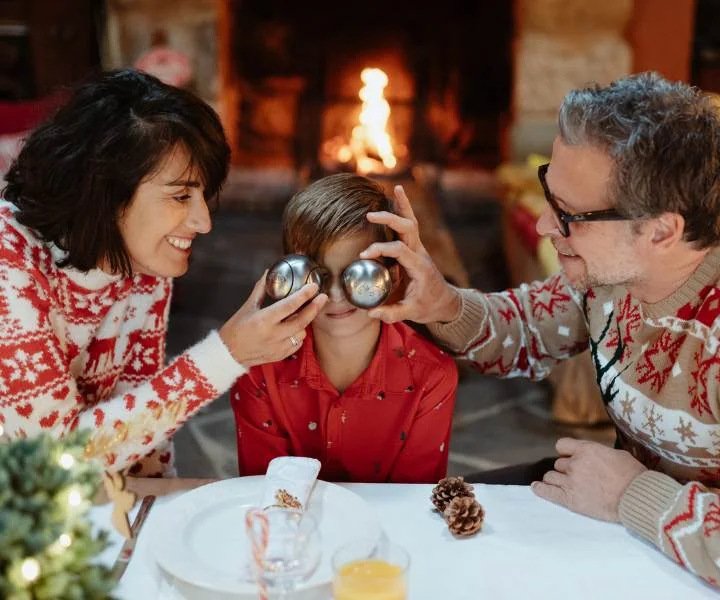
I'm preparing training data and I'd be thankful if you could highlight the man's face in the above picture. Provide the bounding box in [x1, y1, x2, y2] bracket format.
[536, 137, 647, 291]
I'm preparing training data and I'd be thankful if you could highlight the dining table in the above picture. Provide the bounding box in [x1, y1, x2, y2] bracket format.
[89, 477, 716, 599]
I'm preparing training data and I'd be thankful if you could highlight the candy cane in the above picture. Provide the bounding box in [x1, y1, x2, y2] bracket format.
[245, 508, 270, 600]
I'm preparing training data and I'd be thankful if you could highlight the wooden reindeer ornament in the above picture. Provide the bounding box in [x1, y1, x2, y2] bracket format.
[102, 470, 137, 539]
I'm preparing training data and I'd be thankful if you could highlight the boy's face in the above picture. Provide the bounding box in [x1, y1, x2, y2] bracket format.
[312, 231, 379, 339]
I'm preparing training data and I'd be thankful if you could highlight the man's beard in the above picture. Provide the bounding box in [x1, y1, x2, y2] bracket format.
[565, 272, 589, 292]
[563, 261, 639, 292]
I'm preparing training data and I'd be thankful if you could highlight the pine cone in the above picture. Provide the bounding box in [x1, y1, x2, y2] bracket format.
[443, 496, 484, 536]
[431, 476, 474, 512]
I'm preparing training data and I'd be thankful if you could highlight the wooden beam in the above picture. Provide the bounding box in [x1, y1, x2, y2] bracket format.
[628, 0, 697, 82]
[217, 0, 240, 163]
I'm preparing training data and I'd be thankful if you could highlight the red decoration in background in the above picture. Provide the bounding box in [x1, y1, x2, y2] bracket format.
[508, 204, 541, 254]
[0, 93, 67, 178]
[135, 27, 193, 90]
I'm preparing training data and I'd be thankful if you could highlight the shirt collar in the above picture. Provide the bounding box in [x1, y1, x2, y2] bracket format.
[288, 322, 415, 395]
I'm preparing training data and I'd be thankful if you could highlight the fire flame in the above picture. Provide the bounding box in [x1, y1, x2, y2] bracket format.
[333, 67, 398, 174]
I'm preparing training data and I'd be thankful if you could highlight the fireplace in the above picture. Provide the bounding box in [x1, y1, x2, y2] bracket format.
[219, 0, 513, 175]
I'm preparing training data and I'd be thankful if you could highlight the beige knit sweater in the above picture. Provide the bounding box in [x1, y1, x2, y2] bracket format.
[429, 247, 720, 587]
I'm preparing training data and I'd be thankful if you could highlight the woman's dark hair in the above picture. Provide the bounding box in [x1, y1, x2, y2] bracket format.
[3, 69, 230, 275]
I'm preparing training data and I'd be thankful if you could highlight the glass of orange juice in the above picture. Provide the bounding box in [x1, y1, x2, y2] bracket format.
[332, 538, 409, 600]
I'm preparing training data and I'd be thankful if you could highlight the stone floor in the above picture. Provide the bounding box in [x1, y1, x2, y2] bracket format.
[167, 182, 615, 479]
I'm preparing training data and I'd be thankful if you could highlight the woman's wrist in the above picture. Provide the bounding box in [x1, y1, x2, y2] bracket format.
[217, 322, 242, 365]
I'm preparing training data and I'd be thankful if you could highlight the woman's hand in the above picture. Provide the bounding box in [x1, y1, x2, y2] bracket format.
[360, 185, 461, 324]
[219, 272, 328, 367]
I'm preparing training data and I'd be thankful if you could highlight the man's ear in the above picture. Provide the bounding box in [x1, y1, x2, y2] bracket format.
[649, 213, 685, 249]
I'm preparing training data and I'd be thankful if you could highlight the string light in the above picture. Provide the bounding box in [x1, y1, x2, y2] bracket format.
[48, 533, 73, 556]
[21, 558, 40, 582]
[68, 488, 83, 508]
[59, 452, 75, 469]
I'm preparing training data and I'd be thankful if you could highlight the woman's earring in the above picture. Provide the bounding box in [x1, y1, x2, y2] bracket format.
[265, 254, 326, 302]
[341, 259, 394, 309]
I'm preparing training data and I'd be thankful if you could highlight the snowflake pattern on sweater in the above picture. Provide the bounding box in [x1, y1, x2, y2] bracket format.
[429, 249, 720, 587]
[0, 203, 246, 475]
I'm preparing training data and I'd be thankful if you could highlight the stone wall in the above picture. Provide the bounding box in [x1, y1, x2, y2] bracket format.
[103, 0, 643, 167]
[510, 0, 633, 161]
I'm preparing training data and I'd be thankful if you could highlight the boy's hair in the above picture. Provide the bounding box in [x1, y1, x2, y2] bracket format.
[3, 68, 230, 276]
[283, 173, 394, 260]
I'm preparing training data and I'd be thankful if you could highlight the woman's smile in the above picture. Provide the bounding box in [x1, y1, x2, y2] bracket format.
[166, 235, 193, 252]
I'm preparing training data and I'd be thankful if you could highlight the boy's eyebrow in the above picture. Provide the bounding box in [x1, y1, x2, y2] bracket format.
[164, 179, 202, 188]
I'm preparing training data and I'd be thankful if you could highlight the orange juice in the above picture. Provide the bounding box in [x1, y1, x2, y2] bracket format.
[333, 559, 407, 600]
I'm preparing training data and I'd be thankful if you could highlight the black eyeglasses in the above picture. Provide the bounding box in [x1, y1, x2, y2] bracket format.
[537, 163, 628, 237]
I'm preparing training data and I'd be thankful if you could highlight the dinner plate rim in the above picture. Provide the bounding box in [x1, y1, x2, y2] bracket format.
[152, 476, 381, 595]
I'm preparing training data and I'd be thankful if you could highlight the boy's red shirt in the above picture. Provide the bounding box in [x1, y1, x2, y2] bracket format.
[231, 322, 458, 483]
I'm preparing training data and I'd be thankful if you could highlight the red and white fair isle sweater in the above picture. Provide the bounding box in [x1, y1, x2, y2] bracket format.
[0, 202, 246, 476]
[429, 246, 720, 587]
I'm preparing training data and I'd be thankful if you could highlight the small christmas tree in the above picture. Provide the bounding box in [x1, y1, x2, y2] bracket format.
[0, 429, 115, 599]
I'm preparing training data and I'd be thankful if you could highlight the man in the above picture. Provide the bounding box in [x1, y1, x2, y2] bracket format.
[360, 72, 720, 586]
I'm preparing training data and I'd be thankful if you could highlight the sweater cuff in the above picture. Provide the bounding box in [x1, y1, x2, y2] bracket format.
[618, 470, 682, 545]
[427, 288, 487, 352]
[185, 330, 249, 394]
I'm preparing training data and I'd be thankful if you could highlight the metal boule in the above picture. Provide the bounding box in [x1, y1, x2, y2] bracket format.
[341, 259, 392, 309]
[265, 254, 325, 301]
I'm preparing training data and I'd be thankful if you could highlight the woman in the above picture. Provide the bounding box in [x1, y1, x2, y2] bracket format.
[0, 69, 327, 476]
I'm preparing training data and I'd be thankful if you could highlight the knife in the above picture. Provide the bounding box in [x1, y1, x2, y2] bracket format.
[110, 494, 156, 583]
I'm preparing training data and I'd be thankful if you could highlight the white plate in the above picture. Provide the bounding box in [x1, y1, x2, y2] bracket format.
[153, 476, 382, 596]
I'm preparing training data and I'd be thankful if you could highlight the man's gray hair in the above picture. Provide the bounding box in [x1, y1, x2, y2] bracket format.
[558, 72, 720, 248]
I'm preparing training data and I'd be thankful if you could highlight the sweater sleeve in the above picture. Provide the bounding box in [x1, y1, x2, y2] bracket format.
[0, 265, 247, 472]
[427, 274, 590, 380]
[619, 470, 720, 587]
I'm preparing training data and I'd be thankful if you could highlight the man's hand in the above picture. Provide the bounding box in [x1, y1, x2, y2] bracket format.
[531, 438, 647, 522]
[360, 185, 461, 324]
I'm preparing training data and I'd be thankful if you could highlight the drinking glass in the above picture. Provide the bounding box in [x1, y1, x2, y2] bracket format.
[332, 538, 409, 600]
[245, 508, 321, 599]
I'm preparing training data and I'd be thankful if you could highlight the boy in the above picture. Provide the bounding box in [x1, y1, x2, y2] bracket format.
[231, 174, 458, 483]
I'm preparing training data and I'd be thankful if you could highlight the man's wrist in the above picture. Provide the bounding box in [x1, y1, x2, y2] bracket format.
[618, 470, 680, 545]
[434, 286, 462, 324]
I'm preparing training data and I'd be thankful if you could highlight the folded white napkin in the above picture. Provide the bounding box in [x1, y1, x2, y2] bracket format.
[260, 456, 321, 512]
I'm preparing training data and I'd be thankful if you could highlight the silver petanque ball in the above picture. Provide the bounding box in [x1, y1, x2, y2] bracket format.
[265, 254, 325, 302]
[342, 259, 392, 309]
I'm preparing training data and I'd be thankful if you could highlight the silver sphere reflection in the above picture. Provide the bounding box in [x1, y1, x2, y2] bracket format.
[342, 259, 393, 309]
[265, 254, 325, 302]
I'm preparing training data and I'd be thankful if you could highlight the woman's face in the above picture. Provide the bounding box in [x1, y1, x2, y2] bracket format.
[117, 146, 212, 278]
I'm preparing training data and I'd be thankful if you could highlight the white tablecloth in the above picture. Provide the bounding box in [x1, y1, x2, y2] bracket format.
[91, 482, 715, 599]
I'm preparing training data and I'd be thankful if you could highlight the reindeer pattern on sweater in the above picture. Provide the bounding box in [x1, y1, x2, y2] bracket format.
[0, 202, 246, 475]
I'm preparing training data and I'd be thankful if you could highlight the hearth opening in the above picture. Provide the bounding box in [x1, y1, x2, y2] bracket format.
[222, 0, 513, 174]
